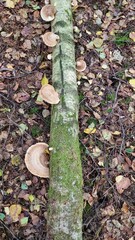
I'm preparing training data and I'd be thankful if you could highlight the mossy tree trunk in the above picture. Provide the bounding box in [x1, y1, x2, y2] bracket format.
[47, 0, 83, 239]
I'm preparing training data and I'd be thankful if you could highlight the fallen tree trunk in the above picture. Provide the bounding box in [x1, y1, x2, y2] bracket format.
[47, 0, 83, 239]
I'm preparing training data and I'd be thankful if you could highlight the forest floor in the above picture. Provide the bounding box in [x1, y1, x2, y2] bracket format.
[0, 0, 135, 239]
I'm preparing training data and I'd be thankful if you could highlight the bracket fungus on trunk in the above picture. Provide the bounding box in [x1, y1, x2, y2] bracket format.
[40, 4, 56, 22]
[39, 84, 60, 104]
[24, 142, 49, 178]
[76, 59, 87, 72]
[41, 32, 59, 47]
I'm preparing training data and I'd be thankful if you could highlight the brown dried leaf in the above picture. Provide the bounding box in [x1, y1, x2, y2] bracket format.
[115, 175, 131, 194]
[131, 160, 135, 171]
[13, 91, 30, 103]
[101, 205, 115, 216]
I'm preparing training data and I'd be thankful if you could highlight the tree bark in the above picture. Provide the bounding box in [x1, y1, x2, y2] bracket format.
[47, 0, 83, 239]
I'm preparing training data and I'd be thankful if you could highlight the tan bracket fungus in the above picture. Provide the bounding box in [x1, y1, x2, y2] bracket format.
[40, 4, 56, 22]
[24, 143, 49, 178]
[76, 59, 87, 72]
[39, 84, 60, 104]
[41, 32, 59, 47]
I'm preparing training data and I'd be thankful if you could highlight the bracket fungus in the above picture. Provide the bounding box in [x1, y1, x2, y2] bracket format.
[76, 59, 87, 72]
[40, 4, 56, 22]
[39, 84, 60, 104]
[41, 32, 59, 47]
[24, 143, 49, 178]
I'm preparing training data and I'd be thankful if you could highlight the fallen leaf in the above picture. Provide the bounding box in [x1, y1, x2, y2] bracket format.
[111, 157, 119, 168]
[93, 38, 103, 48]
[23, 39, 32, 50]
[84, 128, 96, 134]
[20, 217, 29, 226]
[19, 123, 28, 134]
[4, 207, 10, 215]
[92, 146, 102, 157]
[101, 205, 115, 216]
[41, 75, 49, 86]
[9, 204, 22, 222]
[121, 202, 129, 213]
[0, 213, 5, 221]
[42, 109, 50, 118]
[115, 175, 131, 194]
[112, 50, 124, 63]
[112, 131, 121, 135]
[93, 111, 101, 120]
[101, 63, 109, 69]
[83, 193, 94, 206]
[21, 182, 28, 190]
[5, 0, 19, 8]
[29, 213, 40, 225]
[29, 194, 35, 202]
[18, 191, 29, 201]
[13, 92, 30, 103]
[129, 79, 135, 89]
[33, 204, 40, 212]
[129, 32, 135, 42]
[0, 169, 3, 177]
[102, 129, 112, 141]
[11, 155, 21, 166]
[131, 160, 135, 171]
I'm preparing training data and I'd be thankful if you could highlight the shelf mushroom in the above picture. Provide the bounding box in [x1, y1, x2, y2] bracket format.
[24, 143, 49, 178]
[41, 32, 59, 47]
[40, 4, 56, 22]
[39, 84, 60, 104]
[76, 59, 87, 72]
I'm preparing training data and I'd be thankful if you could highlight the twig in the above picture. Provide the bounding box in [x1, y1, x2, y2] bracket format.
[119, 117, 126, 154]
[0, 219, 19, 240]
[113, 81, 121, 107]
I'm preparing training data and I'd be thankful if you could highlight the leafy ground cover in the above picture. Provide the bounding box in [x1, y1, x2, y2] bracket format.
[0, 0, 135, 239]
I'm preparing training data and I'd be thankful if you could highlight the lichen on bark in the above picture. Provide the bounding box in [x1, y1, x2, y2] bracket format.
[47, 0, 83, 239]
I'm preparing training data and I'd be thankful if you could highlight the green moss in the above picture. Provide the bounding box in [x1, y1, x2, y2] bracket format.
[106, 92, 115, 101]
[54, 20, 68, 28]
[48, 121, 83, 238]
[29, 107, 39, 114]
[31, 125, 42, 137]
[114, 32, 130, 46]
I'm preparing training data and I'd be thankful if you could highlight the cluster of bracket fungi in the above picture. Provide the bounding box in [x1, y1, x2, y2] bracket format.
[24, 2, 87, 178]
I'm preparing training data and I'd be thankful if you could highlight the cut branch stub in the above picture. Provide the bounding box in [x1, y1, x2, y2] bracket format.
[39, 84, 60, 104]
[41, 32, 59, 47]
[24, 142, 49, 178]
[40, 4, 56, 22]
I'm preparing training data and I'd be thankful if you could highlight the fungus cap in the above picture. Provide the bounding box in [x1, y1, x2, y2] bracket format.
[41, 32, 59, 47]
[40, 5, 56, 22]
[25, 143, 49, 178]
[76, 59, 87, 72]
[39, 84, 60, 104]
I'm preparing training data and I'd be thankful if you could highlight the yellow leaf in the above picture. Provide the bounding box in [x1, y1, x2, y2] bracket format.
[41, 75, 49, 86]
[129, 79, 135, 89]
[11, 155, 21, 166]
[129, 32, 135, 42]
[112, 131, 121, 135]
[93, 38, 103, 48]
[29, 194, 35, 202]
[9, 204, 22, 222]
[5, 0, 19, 8]
[96, 31, 103, 36]
[84, 128, 96, 134]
